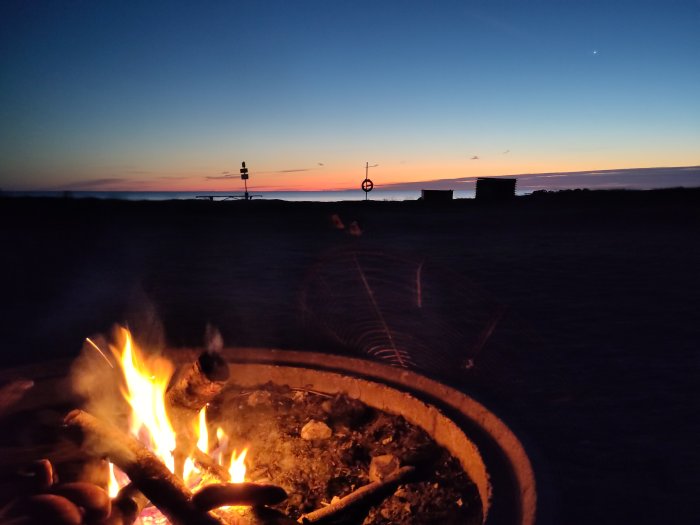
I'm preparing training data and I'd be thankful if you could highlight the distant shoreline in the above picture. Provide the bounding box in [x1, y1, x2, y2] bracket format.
[0, 189, 464, 202]
[1, 186, 699, 210]
[2, 184, 700, 203]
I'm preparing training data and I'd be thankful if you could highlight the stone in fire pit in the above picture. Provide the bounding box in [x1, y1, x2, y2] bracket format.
[208, 383, 483, 524]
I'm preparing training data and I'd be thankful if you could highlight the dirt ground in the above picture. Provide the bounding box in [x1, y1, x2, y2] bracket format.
[1, 189, 699, 524]
[211, 384, 482, 524]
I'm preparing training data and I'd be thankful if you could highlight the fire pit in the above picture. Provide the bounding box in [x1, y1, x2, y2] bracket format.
[0, 339, 535, 525]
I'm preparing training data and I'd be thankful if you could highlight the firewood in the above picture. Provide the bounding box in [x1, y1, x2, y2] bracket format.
[193, 482, 287, 511]
[51, 482, 111, 522]
[0, 459, 56, 502]
[166, 351, 230, 413]
[63, 409, 223, 525]
[166, 350, 230, 478]
[23, 458, 54, 491]
[298, 466, 416, 524]
[9, 494, 82, 525]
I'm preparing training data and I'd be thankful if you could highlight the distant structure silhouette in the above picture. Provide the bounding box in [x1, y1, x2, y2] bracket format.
[420, 189, 453, 202]
[475, 177, 516, 201]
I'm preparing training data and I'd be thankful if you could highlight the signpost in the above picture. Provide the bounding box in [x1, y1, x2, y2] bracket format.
[240, 161, 249, 201]
[196, 160, 260, 201]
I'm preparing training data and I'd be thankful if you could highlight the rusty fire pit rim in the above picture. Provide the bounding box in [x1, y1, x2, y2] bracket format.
[0, 347, 536, 525]
[176, 347, 537, 525]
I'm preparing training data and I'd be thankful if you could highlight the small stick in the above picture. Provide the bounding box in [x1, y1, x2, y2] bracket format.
[298, 466, 416, 524]
[193, 449, 231, 482]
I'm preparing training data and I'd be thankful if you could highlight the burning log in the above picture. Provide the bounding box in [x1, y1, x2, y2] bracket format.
[298, 466, 416, 524]
[64, 409, 223, 525]
[193, 482, 288, 511]
[166, 333, 230, 478]
[166, 336, 230, 414]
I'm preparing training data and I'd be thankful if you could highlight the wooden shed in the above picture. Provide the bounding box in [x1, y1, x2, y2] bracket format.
[475, 178, 517, 201]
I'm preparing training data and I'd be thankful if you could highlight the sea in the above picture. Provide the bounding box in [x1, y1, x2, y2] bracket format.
[1, 189, 497, 202]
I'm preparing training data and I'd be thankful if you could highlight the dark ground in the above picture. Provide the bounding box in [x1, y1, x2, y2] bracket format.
[1, 189, 699, 524]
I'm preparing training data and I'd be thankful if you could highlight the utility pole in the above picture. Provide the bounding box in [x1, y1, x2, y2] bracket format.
[362, 162, 377, 201]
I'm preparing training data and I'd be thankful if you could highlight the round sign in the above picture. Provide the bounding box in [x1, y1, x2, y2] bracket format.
[361, 178, 374, 192]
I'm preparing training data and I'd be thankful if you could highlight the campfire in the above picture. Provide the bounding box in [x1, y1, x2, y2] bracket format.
[70, 327, 266, 525]
[29, 326, 293, 525]
[0, 326, 535, 525]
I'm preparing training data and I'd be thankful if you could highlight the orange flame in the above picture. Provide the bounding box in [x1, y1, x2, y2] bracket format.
[229, 449, 248, 483]
[105, 327, 248, 522]
[108, 462, 120, 498]
[117, 328, 177, 472]
[197, 407, 208, 453]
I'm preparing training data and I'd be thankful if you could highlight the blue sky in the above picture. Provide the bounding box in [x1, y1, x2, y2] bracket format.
[1, 0, 698, 190]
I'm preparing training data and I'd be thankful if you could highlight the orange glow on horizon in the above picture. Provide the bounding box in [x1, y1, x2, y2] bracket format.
[15, 157, 698, 193]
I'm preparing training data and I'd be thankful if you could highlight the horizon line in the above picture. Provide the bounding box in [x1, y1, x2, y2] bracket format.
[4, 163, 699, 192]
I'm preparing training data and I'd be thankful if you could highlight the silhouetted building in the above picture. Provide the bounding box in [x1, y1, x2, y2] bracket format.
[421, 189, 453, 202]
[475, 178, 516, 201]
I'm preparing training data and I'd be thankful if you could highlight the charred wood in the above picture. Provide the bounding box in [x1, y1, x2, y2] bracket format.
[166, 350, 230, 478]
[298, 466, 416, 524]
[166, 351, 230, 413]
[193, 482, 287, 511]
[63, 409, 222, 525]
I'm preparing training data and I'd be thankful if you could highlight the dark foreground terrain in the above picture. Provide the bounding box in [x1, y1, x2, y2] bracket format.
[1, 188, 699, 524]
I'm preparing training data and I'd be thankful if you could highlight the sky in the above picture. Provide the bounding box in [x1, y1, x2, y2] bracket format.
[1, 0, 699, 192]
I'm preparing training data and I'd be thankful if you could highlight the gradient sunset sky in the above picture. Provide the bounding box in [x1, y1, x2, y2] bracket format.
[1, 0, 698, 191]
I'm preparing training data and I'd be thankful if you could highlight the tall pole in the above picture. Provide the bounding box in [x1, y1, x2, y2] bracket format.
[365, 162, 369, 201]
[240, 161, 250, 200]
[362, 162, 376, 201]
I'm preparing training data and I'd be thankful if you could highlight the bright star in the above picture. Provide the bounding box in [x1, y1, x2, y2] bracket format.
[593, 50, 598, 55]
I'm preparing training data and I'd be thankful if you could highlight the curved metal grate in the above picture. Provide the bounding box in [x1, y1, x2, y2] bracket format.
[301, 248, 504, 378]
